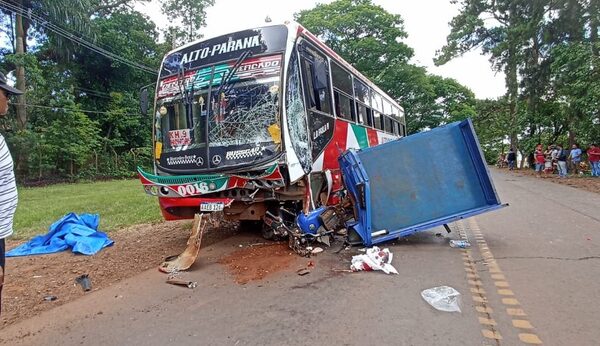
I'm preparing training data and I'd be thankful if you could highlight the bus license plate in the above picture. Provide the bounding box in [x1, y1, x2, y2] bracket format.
[200, 202, 224, 212]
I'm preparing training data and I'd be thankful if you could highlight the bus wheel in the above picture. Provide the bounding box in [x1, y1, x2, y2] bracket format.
[261, 221, 275, 240]
[238, 220, 262, 232]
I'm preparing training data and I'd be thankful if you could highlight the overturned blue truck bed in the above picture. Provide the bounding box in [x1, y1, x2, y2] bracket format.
[339, 119, 506, 246]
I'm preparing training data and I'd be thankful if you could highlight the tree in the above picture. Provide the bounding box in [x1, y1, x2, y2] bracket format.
[295, 0, 413, 80]
[160, 0, 215, 45]
[435, 0, 534, 150]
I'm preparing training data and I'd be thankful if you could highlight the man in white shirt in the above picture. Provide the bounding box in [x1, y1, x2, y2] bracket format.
[0, 71, 23, 316]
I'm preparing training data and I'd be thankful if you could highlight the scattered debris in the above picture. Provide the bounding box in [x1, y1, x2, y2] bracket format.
[421, 286, 461, 312]
[296, 268, 310, 276]
[449, 240, 471, 248]
[435, 233, 443, 237]
[43, 295, 57, 302]
[350, 247, 398, 274]
[331, 269, 354, 273]
[310, 247, 323, 255]
[166, 277, 198, 289]
[159, 213, 206, 273]
[75, 274, 92, 292]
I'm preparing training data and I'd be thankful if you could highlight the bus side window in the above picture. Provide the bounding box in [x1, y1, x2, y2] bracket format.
[373, 111, 383, 130]
[357, 102, 367, 124]
[384, 116, 393, 134]
[300, 43, 333, 115]
[393, 121, 399, 136]
[366, 107, 374, 127]
[334, 90, 355, 121]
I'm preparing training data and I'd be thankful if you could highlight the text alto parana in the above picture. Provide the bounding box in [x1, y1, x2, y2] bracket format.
[181, 35, 261, 65]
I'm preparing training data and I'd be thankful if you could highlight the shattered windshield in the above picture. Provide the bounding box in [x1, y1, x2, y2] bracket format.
[156, 55, 282, 155]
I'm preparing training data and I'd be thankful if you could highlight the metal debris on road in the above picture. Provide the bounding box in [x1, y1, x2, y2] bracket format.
[43, 295, 57, 302]
[296, 268, 310, 276]
[159, 213, 207, 274]
[166, 277, 198, 289]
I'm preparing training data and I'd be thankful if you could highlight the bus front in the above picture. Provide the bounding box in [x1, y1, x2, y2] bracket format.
[139, 25, 290, 220]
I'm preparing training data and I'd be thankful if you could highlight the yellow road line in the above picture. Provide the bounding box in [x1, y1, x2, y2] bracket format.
[467, 218, 543, 345]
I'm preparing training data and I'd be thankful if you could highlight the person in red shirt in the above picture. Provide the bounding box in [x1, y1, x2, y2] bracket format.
[534, 146, 546, 177]
[589, 143, 600, 177]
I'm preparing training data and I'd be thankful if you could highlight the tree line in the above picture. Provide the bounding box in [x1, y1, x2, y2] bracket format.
[0, 0, 597, 183]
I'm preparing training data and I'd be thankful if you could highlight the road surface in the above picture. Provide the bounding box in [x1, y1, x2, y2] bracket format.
[1, 169, 598, 346]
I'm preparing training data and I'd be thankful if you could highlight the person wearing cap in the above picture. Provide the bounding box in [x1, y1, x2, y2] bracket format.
[0, 71, 23, 316]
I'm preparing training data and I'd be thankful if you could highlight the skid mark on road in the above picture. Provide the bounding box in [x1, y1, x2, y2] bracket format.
[466, 218, 543, 345]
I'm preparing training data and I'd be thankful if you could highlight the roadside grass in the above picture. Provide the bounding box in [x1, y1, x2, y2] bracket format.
[12, 179, 163, 240]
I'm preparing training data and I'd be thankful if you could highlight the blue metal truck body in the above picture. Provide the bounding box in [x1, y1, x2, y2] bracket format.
[339, 119, 505, 246]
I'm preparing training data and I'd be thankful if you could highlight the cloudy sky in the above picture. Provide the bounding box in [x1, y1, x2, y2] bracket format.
[136, 0, 505, 99]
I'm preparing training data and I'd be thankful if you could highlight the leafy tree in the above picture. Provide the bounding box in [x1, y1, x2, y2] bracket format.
[160, 0, 215, 45]
[295, 0, 413, 79]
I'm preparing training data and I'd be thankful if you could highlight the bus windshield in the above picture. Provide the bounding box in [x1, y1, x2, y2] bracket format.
[155, 54, 282, 169]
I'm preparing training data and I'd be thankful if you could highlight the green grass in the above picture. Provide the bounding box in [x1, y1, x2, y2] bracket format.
[12, 179, 163, 240]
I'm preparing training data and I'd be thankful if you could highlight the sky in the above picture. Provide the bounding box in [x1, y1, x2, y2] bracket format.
[135, 0, 506, 99]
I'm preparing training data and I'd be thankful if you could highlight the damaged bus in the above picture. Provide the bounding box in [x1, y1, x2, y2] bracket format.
[138, 21, 405, 249]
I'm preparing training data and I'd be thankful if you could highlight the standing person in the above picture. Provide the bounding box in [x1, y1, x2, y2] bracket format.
[544, 145, 554, 174]
[506, 147, 516, 170]
[535, 146, 546, 177]
[556, 144, 568, 178]
[0, 72, 23, 316]
[589, 143, 600, 177]
[568, 144, 582, 175]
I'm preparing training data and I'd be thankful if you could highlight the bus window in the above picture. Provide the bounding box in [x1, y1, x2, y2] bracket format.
[331, 62, 353, 95]
[401, 123, 407, 136]
[384, 116, 393, 134]
[366, 107, 374, 127]
[373, 111, 383, 130]
[393, 121, 399, 135]
[300, 50, 332, 115]
[334, 90, 355, 121]
[356, 102, 367, 124]
[371, 92, 383, 113]
[354, 79, 369, 104]
[382, 99, 392, 116]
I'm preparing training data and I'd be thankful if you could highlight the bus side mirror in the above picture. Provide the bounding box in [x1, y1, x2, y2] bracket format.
[140, 88, 149, 116]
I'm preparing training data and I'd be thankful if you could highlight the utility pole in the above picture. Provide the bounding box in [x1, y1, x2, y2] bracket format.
[15, 1, 27, 130]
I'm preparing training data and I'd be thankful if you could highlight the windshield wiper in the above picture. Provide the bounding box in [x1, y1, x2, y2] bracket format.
[214, 50, 253, 99]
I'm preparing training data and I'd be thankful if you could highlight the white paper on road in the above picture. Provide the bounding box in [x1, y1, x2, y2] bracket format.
[350, 246, 398, 274]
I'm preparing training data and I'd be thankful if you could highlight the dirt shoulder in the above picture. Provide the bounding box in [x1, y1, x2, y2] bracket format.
[499, 167, 600, 194]
[1, 220, 239, 328]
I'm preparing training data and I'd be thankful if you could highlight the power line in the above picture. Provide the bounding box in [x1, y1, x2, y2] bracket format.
[0, 0, 158, 75]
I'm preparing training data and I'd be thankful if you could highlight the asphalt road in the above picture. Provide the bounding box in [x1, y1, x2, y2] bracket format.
[1, 169, 598, 346]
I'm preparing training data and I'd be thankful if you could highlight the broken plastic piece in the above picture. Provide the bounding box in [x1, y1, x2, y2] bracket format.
[421, 286, 461, 312]
[43, 295, 57, 301]
[350, 247, 398, 274]
[159, 213, 206, 273]
[75, 274, 92, 291]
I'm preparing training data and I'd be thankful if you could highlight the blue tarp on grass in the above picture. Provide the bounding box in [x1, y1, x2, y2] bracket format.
[6, 213, 114, 257]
